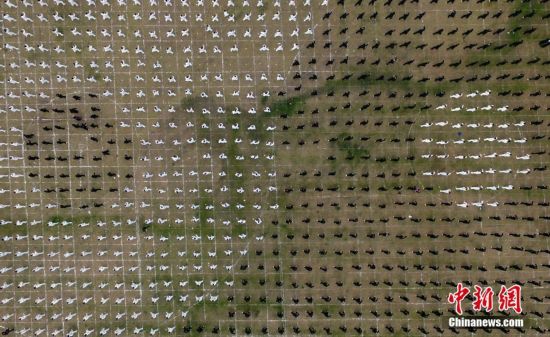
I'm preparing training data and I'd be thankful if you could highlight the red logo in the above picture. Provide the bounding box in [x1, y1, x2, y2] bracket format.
[472, 285, 494, 312]
[448, 283, 470, 315]
[448, 283, 522, 315]
[498, 285, 522, 314]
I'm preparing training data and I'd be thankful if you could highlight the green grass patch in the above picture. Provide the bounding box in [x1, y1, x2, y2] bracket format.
[179, 96, 212, 112]
[507, 1, 545, 43]
[268, 95, 307, 117]
[334, 132, 370, 165]
[149, 224, 178, 237]
[47, 215, 64, 224]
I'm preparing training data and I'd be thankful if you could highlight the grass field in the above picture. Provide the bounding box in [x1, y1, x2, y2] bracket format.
[0, 0, 549, 336]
